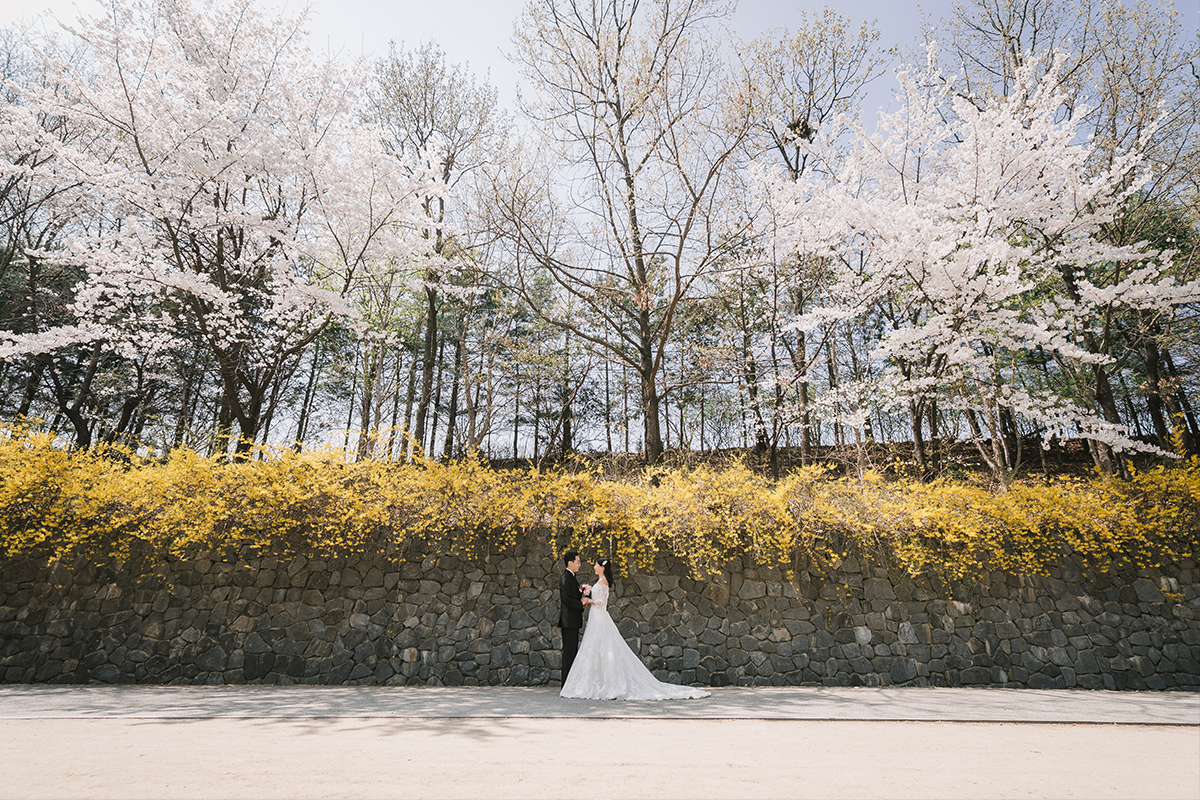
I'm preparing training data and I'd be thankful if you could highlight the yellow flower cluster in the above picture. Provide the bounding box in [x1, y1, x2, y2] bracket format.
[1, 427, 1195, 581]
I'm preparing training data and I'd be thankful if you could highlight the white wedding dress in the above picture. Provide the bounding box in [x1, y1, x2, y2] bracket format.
[560, 581, 711, 701]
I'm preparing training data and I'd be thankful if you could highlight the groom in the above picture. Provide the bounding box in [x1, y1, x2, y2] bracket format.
[558, 550, 586, 683]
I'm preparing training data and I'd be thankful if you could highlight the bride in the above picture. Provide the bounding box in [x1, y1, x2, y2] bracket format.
[560, 557, 710, 701]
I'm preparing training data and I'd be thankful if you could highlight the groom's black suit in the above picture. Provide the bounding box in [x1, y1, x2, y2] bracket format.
[558, 568, 585, 683]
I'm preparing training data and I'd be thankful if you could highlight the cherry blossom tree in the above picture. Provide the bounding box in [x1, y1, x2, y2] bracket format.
[935, 0, 1200, 460]
[764, 47, 1200, 484]
[724, 6, 895, 471]
[0, 23, 103, 437]
[0, 0, 440, 456]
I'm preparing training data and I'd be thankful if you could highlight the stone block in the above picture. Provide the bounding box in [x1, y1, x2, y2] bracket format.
[738, 581, 766, 600]
[243, 633, 270, 654]
[890, 658, 917, 683]
[812, 630, 835, 648]
[91, 664, 119, 683]
[1128, 655, 1154, 677]
[1027, 673, 1056, 689]
[960, 667, 991, 685]
[1048, 647, 1072, 667]
[34, 660, 61, 682]
[195, 647, 227, 672]
[1132, 579, 1163, 604]
[860, 579, 896, 601]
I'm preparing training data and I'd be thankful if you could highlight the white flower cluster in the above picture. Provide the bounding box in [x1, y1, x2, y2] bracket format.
[758, 46, 1198, 463]
[0, 0, 446, 379]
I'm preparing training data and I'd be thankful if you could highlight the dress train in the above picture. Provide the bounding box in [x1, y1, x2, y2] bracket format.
[560, 582, 710, 701]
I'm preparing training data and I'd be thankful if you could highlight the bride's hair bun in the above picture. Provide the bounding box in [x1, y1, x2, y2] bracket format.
[596, 557, 615, 589]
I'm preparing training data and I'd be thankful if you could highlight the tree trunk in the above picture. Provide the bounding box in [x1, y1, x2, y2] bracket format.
[681, 347, 690, 452]
[623, 364, 630, 454]
[909, 398, 927, 477]
[604, 350, 613, 453]
[512, 361, 520, 462]
[639, 337, 664, 465]
[48, 343, 104, 451]
[16, 354, 49, 418]
[387, 349, 405, 459]
[1142, 337, 1171, 446]
[1163, 349, 1199, 453]
[398, 344, 420, 460]
[173, 369, 194, 450]
[999, 406, 1021, 471]
[789, 288, 812, 464]
[1056, 263, 1123, 473]
[741, 329, 770, 455]
[215, 384, 233, 458]
[342, 352, 359, 453]
[107, 396, 140, 445]
[925, 400, 940, 476]
[357, 345, 384, 461]
[131, 388, 155, 443]
[232, 388, 264, 461]
[532, 365, 542, 464]
[1091, 364, 1123, 475]
[826, 340, 843, 448]
[427, 335, 447, 457]
[661, 357, 670, 451]
[295, 340, 324, 450]
[412, 285, 438, 454]
[442, 333, 464, 460]
[559, 331, 573, 457]
[964, 406, 1008, 486]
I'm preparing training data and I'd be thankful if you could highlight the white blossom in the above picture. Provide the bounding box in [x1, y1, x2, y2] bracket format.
[759, 46, 1197, 473]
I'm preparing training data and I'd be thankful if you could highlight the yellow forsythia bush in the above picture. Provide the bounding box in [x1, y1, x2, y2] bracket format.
[0, 427, 1196, 580]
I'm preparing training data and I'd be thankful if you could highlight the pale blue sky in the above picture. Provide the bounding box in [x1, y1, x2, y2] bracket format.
[0, 0, 965, 111]
[3, 0, 1196, 121]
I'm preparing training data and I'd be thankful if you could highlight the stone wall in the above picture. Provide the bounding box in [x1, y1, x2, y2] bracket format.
[1, 548, 1198, 689]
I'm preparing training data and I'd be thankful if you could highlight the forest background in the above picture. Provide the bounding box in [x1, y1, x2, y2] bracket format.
[0, 0, 1198, 579]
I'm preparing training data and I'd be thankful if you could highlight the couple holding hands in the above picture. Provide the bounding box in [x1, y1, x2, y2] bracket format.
[557, 550, 710, 701]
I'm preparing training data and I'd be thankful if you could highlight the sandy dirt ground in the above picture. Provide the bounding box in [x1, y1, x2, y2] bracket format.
[3, 717, 1197, 799]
